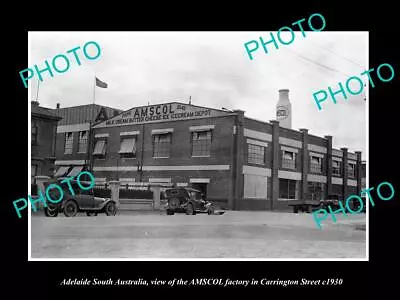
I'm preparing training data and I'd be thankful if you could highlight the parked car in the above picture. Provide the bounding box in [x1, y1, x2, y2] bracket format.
[319, 194, 341, 210]
[43, 179, 117, 217]
[164, 187, 222, 215]
[319, 194, 366, 213]
[348, 195, 366, 213]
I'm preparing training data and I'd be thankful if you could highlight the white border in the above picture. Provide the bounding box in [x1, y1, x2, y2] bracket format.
[366, 31, 369, 261]
[28, 31, 368, 262]
[28, 32, 32, 260]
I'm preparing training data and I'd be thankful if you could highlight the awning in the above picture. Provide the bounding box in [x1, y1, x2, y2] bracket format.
[93, 139, 106, 155]
[67, 166, 83, 177]
[119, 137, 136, 154]
[54, 166, 70, 177]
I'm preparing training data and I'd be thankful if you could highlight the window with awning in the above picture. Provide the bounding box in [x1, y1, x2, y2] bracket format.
[119, 137, 136, 158]
[192, 130, 212, 157]
[310, 155, 322, 173]
[54, 166, 70, 177]
[93, 139, 106, 156]
[64, 132, 73, 154]
[153, 133, 171, 157]
[332, 160, 342, 176]
[282, 150, 296, 169]
[67, 166, 83, 177]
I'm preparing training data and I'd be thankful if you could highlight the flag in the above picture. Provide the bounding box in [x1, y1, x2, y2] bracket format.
[96, 77, 108, 88]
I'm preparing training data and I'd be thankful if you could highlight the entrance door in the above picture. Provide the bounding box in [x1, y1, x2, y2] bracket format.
[191, 183, 207, 198]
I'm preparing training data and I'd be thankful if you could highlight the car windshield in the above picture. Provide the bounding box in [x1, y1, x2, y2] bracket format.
[189, 191, 202, 200]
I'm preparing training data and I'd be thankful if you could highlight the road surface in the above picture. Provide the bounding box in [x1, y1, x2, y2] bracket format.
[30, 211, 366, 259]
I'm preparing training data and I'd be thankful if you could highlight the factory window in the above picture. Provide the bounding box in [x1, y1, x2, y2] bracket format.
[192, 130, 212, 157]
[332, 160, 342, 176]
[119, 137, 136, 158]
[310, 155, 322, 173]
[31, 164, 38, 184]
[31, 120, 38, 145]
[93, 139, 107, 157]
[281, 150, 296, 169]
[78, 131, 88, 153]
[153, 133, 171, 158]
[279, 179, 297, 200]
[348, 163, 356, 178]
[307, 182, 325, 201]
[248, 143, 265, 165]
[64, 132, 74, 154]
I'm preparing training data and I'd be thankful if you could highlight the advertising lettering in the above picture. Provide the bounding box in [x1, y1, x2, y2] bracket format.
[102, 103, 215, 127]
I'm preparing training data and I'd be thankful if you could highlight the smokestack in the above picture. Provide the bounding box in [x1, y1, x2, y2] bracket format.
[56, 103, 60, 109]
[276, 89, 292, 129]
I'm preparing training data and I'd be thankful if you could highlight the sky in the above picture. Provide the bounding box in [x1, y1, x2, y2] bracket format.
[29, 31, 367, 159]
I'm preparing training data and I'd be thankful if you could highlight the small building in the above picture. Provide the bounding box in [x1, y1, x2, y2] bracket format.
[53, 103, 123, 179]
[90, 95, 365, 211]
[31, 101, 62, 186]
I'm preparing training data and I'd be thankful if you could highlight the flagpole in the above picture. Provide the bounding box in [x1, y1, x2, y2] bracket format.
[88, 76, 96, 175]
[35, 79, 40, 101]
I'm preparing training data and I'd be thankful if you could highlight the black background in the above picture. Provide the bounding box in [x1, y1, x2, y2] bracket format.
[3, 1, 399, 297]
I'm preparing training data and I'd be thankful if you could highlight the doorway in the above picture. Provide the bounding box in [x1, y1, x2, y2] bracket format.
[191, 183, 207, 197]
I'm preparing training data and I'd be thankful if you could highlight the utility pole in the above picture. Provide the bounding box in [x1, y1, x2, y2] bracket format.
[139, 123, 145, 182]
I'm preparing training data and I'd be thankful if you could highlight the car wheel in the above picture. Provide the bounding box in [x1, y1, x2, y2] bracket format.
[207, 206, 215, 215]
[63, 200, 78, 217]
[168, 198, 180, 210]
[104, 202, 117, 216]
[166, 209, 174, 215]
[293, 206, 299, 213]
[86, 212, 98, 216]
[45, 206, 58, 217]
[186, 203, 195, 215]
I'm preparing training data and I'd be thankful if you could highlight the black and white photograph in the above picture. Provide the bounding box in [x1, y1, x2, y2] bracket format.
[28, 31, 367, 260]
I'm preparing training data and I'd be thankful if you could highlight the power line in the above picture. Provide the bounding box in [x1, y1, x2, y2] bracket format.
[308, 40, 365, 69]
[284, 47, 368, 102]
[284, 47, 354, 78]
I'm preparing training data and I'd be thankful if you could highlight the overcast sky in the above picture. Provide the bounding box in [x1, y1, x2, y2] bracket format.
[29, 31, 367, 159]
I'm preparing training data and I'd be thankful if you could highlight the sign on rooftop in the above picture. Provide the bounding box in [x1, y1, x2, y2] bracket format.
[93, 102, 230, 128]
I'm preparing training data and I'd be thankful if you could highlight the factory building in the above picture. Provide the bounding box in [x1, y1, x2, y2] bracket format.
[89, 90, 365, 210]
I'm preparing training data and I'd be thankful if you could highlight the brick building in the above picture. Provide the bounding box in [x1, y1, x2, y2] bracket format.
[31, 101, 62, 184]
[90, 100, 365, 211]
[53, 103, 122, 178]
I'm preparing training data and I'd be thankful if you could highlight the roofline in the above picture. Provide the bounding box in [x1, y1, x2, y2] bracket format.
[32, 111, 62, 121]
[53, 103, 123, 111]
[113, 101, 232, 114]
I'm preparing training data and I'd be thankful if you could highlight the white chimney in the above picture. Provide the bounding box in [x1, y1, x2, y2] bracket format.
[276, 89, 292, 129]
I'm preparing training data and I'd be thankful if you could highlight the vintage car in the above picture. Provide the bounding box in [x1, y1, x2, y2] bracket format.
[164, 187, 222, 215]
[319, 194, 366, 213]
[43, 179, 117, 217]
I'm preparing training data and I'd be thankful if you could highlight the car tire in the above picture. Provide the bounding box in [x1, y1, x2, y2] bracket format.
[86, 212, 98, 216]
[45, 206, 59, 217]
[63, 200, 78, 217]
[293, 206, 299, 213]
[168, 198, 180, 210]
[166, 209, 174, 215]
[186, 203, 195, 215]
[104, 202, 117, 216]
[207, 206, 215, 215]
